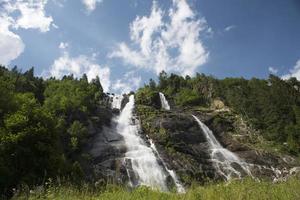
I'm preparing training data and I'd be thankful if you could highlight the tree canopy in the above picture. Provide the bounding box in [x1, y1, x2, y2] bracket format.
[0, 66, 107, 196]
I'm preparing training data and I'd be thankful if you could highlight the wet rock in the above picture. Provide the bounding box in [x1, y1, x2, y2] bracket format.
[140, 112, 219, 184]
[87, 119, 128, 184]
[112, 108, 120, 114]
[137, 106, 299, 185]
[121, 95, 129, 110]
[85, 98, 299, 188]
[158, 114, 207, 144]
[87, 119, 97, 136]
[124, 158, 139, 187]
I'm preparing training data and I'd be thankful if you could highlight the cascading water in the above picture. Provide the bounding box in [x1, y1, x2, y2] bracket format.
[111, 95, 123, 109]
[115, 95, 168, 191]
[159, 92, 170, 110]
[149, 139, 185, 193]
[192, 115, 252, 180]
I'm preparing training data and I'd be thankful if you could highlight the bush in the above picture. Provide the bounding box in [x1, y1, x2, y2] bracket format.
[135, 87, 161, 109]
[175, 89, 206, 107]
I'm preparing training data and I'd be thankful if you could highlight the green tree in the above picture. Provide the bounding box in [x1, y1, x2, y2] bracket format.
[149, 78, 156, 90]
[92, 75, 103, 94]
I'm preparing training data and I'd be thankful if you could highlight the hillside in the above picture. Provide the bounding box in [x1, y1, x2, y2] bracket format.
[1, 66, 300, 199]
[133, 71, 300, 186]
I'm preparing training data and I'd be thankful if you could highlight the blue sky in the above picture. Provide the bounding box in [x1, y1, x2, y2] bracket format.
[1, 0, 300, 92]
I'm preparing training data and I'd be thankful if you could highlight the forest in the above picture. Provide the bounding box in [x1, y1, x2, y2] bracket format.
[0, 66, 107, 197]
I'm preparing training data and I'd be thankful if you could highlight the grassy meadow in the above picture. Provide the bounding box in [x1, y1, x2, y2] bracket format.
[13, 178, 300, 200]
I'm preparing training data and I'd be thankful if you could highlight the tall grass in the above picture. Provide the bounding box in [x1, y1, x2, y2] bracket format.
[14, 178, 300, 200]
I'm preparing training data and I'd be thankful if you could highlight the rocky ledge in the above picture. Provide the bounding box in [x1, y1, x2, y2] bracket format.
[136, 104, 300, 186]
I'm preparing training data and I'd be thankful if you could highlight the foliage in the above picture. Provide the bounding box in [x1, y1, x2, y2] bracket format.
[43, 78, 101, 115]
[174, 88, 206, 106]
[135, 87, 161, 109]
[16, 178, 300, 200]
[68, 121, 88, 151]
[2, 64, 300, 198]
[0, 66, 107, 197]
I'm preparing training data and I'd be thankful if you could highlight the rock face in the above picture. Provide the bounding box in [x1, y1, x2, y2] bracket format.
[136, 105, 299, 185]
[137, 108, 217, 184]
[120, 95, 129, 110]
[85, 111, 129, 185]
[84, 97, 299, 188]
[211, 99, 225, 110]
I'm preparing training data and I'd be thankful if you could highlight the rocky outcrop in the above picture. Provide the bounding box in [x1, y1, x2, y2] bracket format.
[121, 95, 129, 110]
[87, 118, 129, 185]
[137, 107, 218, 185]
[84, 98, 299, 188]
[136, 105, 299, 185]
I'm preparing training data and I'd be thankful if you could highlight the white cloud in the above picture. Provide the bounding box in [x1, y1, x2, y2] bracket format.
[268, 67, 278, 74]
[109, 0, 210, 76]
[59, 42, 69, 49]
[224, 25, 236, 32]
[5, 0, 53, 32]
[48, 47, 111, 91]
[0, 0, 54, 65]
[0, 15, 25, 65]
[282, 59, 300, 80]
[82, 0, 103, 12]
[112, 71, 141, 93]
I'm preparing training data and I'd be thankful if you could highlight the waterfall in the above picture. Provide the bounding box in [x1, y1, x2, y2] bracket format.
[192, 115, 252, 180]
[111, 95, 123, 109]
[159, 92, 170, 110]
[115, 95, 168, 191]
[149, 139, 185, 193]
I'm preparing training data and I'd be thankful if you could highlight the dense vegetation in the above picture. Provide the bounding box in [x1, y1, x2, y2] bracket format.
[0, 66, 108, 197]
[16, 178, 300, 200]
[136, 71, 300, 155]
[2, 66, 300, 199]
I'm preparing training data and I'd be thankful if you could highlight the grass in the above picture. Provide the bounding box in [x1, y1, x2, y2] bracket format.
[13, 178, 300, 200]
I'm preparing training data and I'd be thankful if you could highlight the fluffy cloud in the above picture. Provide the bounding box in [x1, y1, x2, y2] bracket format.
[109, 0, 210, 76]
[268, 67, 278, 74]
[112, 71, 141, 93]
[48, 45, 111, 91]
[0, 15, 25, 65]
[4, 0, 53, 32]
[82, 0, 103, 12]
[0, 0, 53, 65]
[282, 59, 300, 80]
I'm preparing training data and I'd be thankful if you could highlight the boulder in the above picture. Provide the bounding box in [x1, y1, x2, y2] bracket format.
[211, 99, 225, 110]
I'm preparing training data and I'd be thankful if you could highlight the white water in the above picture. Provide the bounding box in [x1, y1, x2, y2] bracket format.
[192, 115, 252, 180]
[149, 139, 185, 193]
[159, 92, 170, 110]
[111, 95, 123, 109]
[116, 95, 168, 191]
